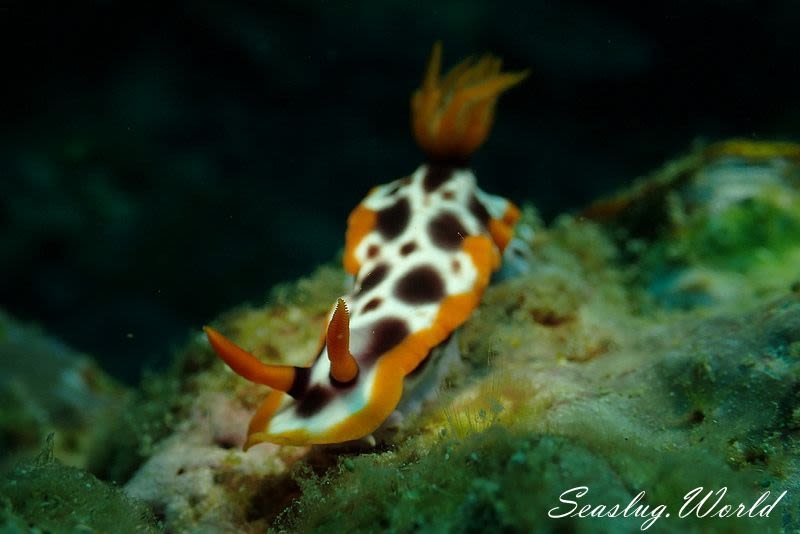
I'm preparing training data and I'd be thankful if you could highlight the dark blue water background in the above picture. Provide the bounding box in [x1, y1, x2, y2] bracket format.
[1, 1, 797, 382]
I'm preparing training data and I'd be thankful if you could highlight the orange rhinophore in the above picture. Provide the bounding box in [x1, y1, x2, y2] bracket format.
[205, 43, 526, 446]
[326, 298, 359, 383]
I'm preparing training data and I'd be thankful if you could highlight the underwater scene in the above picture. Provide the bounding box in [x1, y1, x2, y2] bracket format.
[2, 2, 800, 532]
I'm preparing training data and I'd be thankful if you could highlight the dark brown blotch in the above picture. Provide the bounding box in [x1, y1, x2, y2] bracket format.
[356, 263, 389, 297]
[451, 259, 461, 273]
[287, 367, 311, 398]
[442, 190, 455, 200]
[423, 164, 454, 192]
[376, 197, 410, 240]
[399, 242, 417, 256]
[296, 386, 332, 417]
[362, 297, 382, 314]
[469, 195, 491, 227]
[359, 318, 409, 363]
[395, 265, 445, 305]
[366, 244, 380, 259]
[428, 211, 469, 250]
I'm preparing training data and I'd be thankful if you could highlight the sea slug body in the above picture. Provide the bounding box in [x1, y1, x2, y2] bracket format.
[204, 43, 527, 446]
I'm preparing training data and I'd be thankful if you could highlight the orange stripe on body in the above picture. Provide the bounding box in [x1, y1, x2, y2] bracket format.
[343, 204, 377, 275]
[502, 201, 521, 226]
[244, 390, 285, 450]
[488, 201, 521, 253]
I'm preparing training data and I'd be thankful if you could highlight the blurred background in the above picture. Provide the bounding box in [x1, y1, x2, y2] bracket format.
[1, 1, 798, 382]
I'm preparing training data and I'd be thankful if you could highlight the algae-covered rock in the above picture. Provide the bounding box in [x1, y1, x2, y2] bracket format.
[21, 140, 795, 532]
[123, 391, 307, 532]
[0, 434, 158, 533]
[585, 140, 800, 310]
[281, 426, 782, 533]
[281, 429, 645, 533]
[0, 309, 128, 473]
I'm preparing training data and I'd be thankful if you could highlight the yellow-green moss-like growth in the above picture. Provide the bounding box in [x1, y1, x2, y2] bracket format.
[1, 435, 158, 532]
[584, 140, 800, 310]
[278, 426, 780, 533]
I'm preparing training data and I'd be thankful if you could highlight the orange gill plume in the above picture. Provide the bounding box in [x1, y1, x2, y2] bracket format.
[326, 298, 359, 383]
[411, 42, 529, 162]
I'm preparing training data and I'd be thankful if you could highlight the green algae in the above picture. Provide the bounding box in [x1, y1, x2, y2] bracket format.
[278, 428, 636, 533]
[584, 140, 800, 311]
[1, 435, 158, 533]
[680, 195, 800, 271]
[278, 425, 780, 533]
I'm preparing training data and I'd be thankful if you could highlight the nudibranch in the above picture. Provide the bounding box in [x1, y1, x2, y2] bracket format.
[204, 43, 527, 447]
